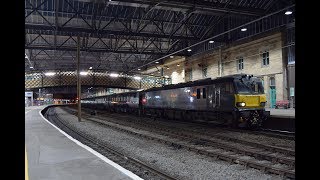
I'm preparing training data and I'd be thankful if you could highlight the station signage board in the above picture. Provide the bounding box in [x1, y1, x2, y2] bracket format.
[25, 91, 33, 97]
[290, 87, 294, 97]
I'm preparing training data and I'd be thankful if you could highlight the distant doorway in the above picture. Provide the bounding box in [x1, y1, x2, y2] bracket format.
[269, 77, 276, 108]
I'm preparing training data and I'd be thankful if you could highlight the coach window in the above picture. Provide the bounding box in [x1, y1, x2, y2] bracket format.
[203, 88, 206, 99]
[197, 88, 201, 99]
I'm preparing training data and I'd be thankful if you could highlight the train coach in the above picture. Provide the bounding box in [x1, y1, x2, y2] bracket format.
[82, 74, 270, 128]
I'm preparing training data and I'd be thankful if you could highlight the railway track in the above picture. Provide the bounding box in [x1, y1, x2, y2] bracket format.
[68, 107, 295, 154]
[44, 107, 178, 180]
[168, 119, 295, 141]
[79, 106, 295, 140]
[63, 107, 295, 179]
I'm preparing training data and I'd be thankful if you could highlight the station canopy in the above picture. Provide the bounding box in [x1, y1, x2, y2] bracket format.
[25, 0, 295, 75]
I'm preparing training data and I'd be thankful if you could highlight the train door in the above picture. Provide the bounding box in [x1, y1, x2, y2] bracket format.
[213, 85, 220, 108]
[206, 86, 213, 109]
[219, 82, 235, 110]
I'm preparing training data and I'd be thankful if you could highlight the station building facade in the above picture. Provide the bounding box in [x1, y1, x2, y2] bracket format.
[158, 31, 294, 108]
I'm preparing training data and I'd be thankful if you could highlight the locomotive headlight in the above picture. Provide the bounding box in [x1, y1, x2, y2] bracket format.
[260, 102, 266, 107]
[236, 102, 246, 107]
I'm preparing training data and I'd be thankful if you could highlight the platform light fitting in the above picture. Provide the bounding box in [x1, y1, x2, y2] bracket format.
[209, 40, 214, 43]
[170, 56, 174, 58]
[241, 28, 247, 31]
[285, 11, 292, 15]
[155, 61, 159, 64]
[45, 72, 55, 76]
[80, 71, 88, 76]
[177, 64, 180, 67]
[166, 66, 170, 70]
[151, 73, 154, 75]
[89, 67, 93, 70]
[134, 76, 141, 80]
[109, 73, 119, 77]
[30, 66, 34, 69]
[187, 49, 192, 52]
[138, 68, 141, 71]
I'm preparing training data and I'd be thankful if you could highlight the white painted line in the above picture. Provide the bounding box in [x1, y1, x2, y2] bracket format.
[25, 110, 33, 114]
[38, 107, 144, 180]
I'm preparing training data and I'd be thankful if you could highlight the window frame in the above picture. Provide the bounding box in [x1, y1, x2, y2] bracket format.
[262, 51, 270, 66]
[196, 88, 201, 99]
[269, 76, 276, 87]
[202, 66, 208, 78]
[237, 57, 244, 71]
[203, 88, 207, 99]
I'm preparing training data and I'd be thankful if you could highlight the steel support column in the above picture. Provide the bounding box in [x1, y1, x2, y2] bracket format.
[77, 36, 81, 122]
[218, 47, 222, 77]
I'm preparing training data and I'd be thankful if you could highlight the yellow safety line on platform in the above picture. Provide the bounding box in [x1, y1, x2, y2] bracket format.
[25, 146, 29, 180]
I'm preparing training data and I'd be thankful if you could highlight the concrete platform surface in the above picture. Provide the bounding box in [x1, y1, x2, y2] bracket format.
[25, 106, 141, 180]
[265, 108, 295, 118]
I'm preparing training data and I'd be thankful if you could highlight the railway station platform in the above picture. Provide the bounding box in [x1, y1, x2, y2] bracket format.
[25, 105, 141, 180]
[264, 108, 295, 132]
[266, 108, 295, 118]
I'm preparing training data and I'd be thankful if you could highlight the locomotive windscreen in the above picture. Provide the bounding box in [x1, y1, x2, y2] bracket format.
[234, 77, 264, 94]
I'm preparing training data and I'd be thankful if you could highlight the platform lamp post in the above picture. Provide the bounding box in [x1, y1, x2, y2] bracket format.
[77, 35, 81, 122]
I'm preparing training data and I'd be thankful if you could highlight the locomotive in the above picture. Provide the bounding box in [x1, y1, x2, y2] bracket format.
[82, 74, 270, 128]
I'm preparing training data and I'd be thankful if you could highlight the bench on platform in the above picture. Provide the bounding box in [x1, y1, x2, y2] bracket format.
[275, 100, 289, 109]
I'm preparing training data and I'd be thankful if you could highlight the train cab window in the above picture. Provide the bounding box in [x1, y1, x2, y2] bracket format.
[203, 88, 206, 99]
[225, 83, 234, 93]
[197, 88, 201, 99]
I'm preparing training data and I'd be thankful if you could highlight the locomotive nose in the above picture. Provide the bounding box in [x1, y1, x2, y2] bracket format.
[235, 94, 266, 108]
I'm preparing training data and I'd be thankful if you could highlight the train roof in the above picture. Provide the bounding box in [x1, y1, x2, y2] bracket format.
[81, 74, 254, 99]
[82, 91, 138, 100]
[144, 74, 253, 92]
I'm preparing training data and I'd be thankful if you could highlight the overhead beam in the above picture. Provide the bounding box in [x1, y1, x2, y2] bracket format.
[106, 0, 264, 17]
[25, 8, 214, 29]
[25, 45, 188, 56]
[25, 24, 199, 40]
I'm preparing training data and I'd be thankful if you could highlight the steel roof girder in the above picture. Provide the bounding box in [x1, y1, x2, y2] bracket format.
[26, 23, 199, 40]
